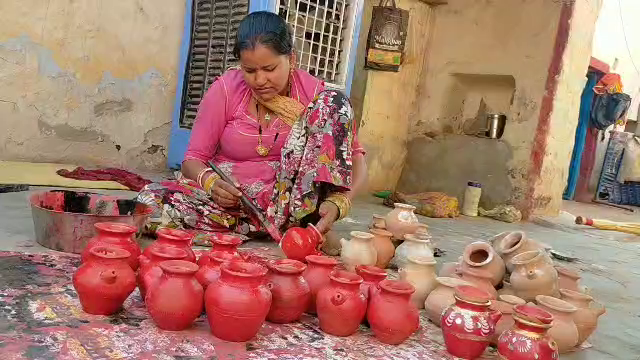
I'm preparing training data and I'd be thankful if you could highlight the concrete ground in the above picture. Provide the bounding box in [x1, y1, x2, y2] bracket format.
[1, 187, 638, 359]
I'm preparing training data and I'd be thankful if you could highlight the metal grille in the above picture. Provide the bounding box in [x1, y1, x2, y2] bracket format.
[179, 0, 249, 128]
[278, 0, 356, 88]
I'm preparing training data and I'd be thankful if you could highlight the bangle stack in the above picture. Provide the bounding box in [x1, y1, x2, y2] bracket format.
[203, 173, 221, 195]
[196, 168, 213, 188]
[326, 193, 352, 221]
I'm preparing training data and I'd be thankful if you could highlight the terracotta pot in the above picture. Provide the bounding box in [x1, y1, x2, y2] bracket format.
[146, 260, 203, 331]
[438, 262, 461, 278]
[399, 255, 437, 309]
[208, 233, 243, 261]
[461, 241, 505, 286]
[281, 225, 323, 263]
[138, 246, 188, 300]
[556, 266, 581, 293]
[535, 295, 579, 353]
[497, 280, 516, 297]
[488, 231, 511, 253]
[392, 233, 434, 269]
[370, 214, 386, 230]
[459, 267, 497, 299]
[340, 231, 377, 271]
[303, 255, 339, 314]
[195, 250, 236, 289]
[510, 250, 558, 301]
[497, 304, 559, 360]
[441, 285, 501, 359]
[265, 259, 310, 324]
[143, 227, 195, 263]
[73, 246, 136, 315]
[497, 231, 544, 271]
[490, 294, 526, 345]
[316, 270, 367, 336]
[559, 288, 606, 345]
[368, 280, 419, 345]
[369, 229, 394, 268]
[424, 277, 472, 325]
[355, 265, 388, 300]
[205, 261, 271, 342]
[384, 203, 420, 240]
[81, 222, 140, 270]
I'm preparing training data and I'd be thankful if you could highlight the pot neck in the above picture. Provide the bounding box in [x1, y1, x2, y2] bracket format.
[454, 296, 491, 312]
[513, 315, 550, 335]
[96, 230, 134, 243]
[330, 278, 361, 292]
[221, 269, 265, 287]
[91, 255, 128, 267]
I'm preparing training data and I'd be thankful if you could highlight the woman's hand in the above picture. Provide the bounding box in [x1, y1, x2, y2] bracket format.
[315, 201, 339, 234]
[209, 177, 242, 208]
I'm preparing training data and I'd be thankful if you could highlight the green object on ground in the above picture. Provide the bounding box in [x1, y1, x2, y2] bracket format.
[373, 190, 392, 198]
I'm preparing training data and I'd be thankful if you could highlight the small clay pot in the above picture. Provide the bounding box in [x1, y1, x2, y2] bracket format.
[355, 265, 388, 300]
[81, 222, 141, 270]
[266, 259, 310, 324]
[281, 225, 323, 263]
[370, 214, 386, 230]
[303, 255, 339, 314]
[497, 231, 542, 271]
[138, 246, 188, 300]
[384, 203, 420, 240]
[510, 250, 558, 301]
[490, 294, 526, 345]
[143, 227, 196, 263]
[368, 280, 419, 345]
[195, 250, 236, 289]
[399, 255, 438, 309]
[369, 229, 395, 268]
[340, 231, 377, 272]
[535, 295, 579, 353]
[316, 270, 366, 336]
[392, 233, 434, 269]
[497, 304, 559, 360]
[461, 241, 505, 286]
[459, 267, 497, 299]
[556, 266, 581, 293]
[424, 277, 472, 325]
[559, 289, 606, 345]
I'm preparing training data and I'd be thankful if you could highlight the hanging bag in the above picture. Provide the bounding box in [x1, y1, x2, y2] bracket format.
[365, 0, 409, 72]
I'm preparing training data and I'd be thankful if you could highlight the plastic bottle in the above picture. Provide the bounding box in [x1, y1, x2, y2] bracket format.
[462, 181, 482, 216]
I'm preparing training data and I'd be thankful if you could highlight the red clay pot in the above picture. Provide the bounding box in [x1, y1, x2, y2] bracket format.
[355, 265, 388, 300]
[368, 279, 419, 345]
[81, 222, 140, 270]
[208, 233, 243, 261]
[266, 259, 310, 323]
[316, 270, 366, 337]
[441, 285, 502, 359]
[280, 225, 323, 262]
[302, 255, 339, 314]
[73, 246, 136, 315]
[138, 246, 188, 300]
[146, 260, 203, 331]
[143, 227, 195, 263]
[205, 261, 271, 342]
[497, 304, 559, 360]
[195, 250, 236, 289]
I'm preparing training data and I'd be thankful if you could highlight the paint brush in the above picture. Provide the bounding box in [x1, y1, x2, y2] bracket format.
[207, 161, 282, 242]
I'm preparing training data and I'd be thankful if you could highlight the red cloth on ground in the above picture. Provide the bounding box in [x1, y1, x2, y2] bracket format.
[56, 167, 152, 191]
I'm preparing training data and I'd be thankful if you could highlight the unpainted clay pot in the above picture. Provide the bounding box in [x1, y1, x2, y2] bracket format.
[424, 277, 472, 325]
[81, 222, 140, 270]
[205, 261, 271, 342]
[399, 255, 437, 309]
[497, 231, 542, 271]
[73, 246, 137, 315]
[146, 260, 203, 331]
[559, 288, 606, 345]
[488, 231, 511, 253]
[302, 255, 338, 314]
[392, 233, 434, 269]
[138, 246, 188, 300]
[143, 227, 196, 263]
[368, 280, 419, 345]
[441, 285, 502, 359]
[438, 261, 461, 278]
[556, 266, 582, 293]
[384, 203, 420, 240]
[316, 270, 366, 336]
[281, 225, 323, 263]
[461, 241, 505, 286]
[340, 231, 377, 272]
[369, 229, 395, 268]
[195, 250, 236, 289]
[497, 280, 516, 297]
[510, 250, 558, 301]
[355, 265, 388, 300]
[370, 214, 386, 230]
[459, 267, 497, 299]
[490, 294, 526, 345]
[266, 259, 310, 324]
[497, 304, 559, 360]
[535, 295, 579, 353]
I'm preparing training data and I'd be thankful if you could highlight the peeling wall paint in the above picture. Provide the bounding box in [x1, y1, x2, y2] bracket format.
[0, 0, 186, 170]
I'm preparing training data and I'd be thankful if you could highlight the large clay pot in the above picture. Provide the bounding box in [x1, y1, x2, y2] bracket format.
[490, 294, 526, 345]
[340, 231, 377, 271]
[195, 250, 236, 289]
[303, 255, 339, 314]
[461, 241, 505, 286]
[497, 304, 559, 360]
[392, 233, 434, 269]
[497, 280, 516, 297]
[355, 265, 388, 300]
[497, 231, 543, 271]
[510, 250, 558, 301]
[138, 246, 188, 300]
[370, 214, 386, 230]
[81, 222, 140, 270]
[535, 295, 579, 353]
[316, 270, 367, 336]
[266, 259, 310, 324]
[559, 288, 606, 345]
[441, 285, 502, 359]
[146, 260, 203, 331]
[459, 267, 497, 299]
[424, 277, 472, 325]
[73, 246, 136, 315]
[556, 266, 582, 293]
[205, 261, 271, 342]
[384, 203, 420, 240]
[369, 229, 395, 268]
[368, 280, 419, 345]
[399, 255, 437, 309]
[281, 225, 323, 262]
[143, 227, 196, 263]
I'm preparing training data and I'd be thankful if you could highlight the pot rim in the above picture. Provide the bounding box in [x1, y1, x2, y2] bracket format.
[90, 246, 131, 259]
[555, 265, 581, 280]
[379, 279, 415, 295]
[535, 295, 577, 313]
[205, 250, 236, 264]
[213, 233, 243, 246]
[149, 245, 188, 260]
[268, 259, 307, 274]
[559, 288, 593, 302]
[509, 249, 543, 266]
[157, 227, 192, 242]
[94, 222, 137, 234]
[329, 269, 363, 285]
[454, 284, 492, 305]
[305, 254, 339, 266]
[512, 304, 554, 328]
[463, 241, 494, 267]
[435, 276, 472, 288]
[498, 231, 527, 255]
[406, 254, 436, 266]
[369, 228, 393, 237]
[393, 203, 416, 210]
[372, 213, 385, 219]
[159, 259, 199, 274]
[403, 233, 431, 244]
[350, 231, 374, 240]
[355, 265, 388, 278]
[222, 260, 268, 278]
[488, 231, 511, 245]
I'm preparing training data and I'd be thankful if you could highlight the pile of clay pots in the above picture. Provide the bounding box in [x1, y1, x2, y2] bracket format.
[72, 222, 421, 344]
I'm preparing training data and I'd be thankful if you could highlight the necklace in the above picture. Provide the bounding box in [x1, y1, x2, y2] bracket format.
[255, 102, 279, 157]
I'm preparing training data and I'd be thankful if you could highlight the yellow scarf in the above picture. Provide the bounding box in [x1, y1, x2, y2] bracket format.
[255, 94, 307, 127]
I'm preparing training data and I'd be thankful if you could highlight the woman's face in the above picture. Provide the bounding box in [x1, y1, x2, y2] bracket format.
[240, 43, 293, 101]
